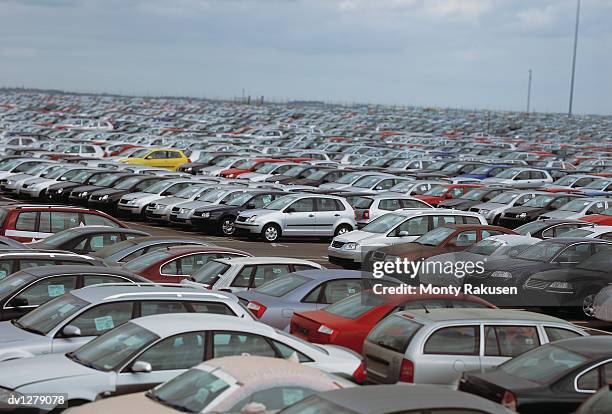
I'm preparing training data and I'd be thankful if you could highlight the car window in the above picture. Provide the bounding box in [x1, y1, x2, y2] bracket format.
[516, 171, 530, 180]
[555, 243, 592, 263]
[288, 198, 315, 213]
[550, 198, 569, 209]
[586, 202, 606, 215]
[545, 327, 582, 342]
[15, 212, 37, 232]
[68, 301, 134, 336]
[188, 302, 235, 315]
[82, 275, 127, 287]
[253, 264, 291, 287]
[138, 332, 205, 371]
[11, 276, 78, 307]
[462, 216, 481, 225]
[317, 198, 341, 212]
[250, 194, 275, 208]
[396, 216, 429, 236]
[450, 187, 465, 198]
[87, 234, 122, 252]
[293, 264, 318, 272]
[271, 340, 312, 363]
[212, 332, 276, 358]
[577, 368, 600, 391]
[0, 261, 13, 280]
[379, 199, 403, 211]
[321, 279, 362, 304]
[230, 387, 317, 413]
[484, 326, 540, 357]
[431, 216, 456, 227]
[449, 230, 478, 247]
[140, 301, 189, 317]
[424, 326, 479, 355]
[50, 212, 79, 233]
[82, 214, 118, 227]
[19, 259, 55, 270]
[481, 229, 503, 239]
[232, 266, 253, 288]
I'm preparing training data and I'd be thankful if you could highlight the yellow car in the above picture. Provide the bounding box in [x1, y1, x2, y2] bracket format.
[119, 148, 189, 170]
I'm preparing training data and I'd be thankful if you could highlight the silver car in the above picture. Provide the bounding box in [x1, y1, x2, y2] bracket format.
[341, 175, 413, 194]
[318, 171, 387, 190]
[169, 187, 253, 225]
[469, 190, 544, 224]
[0, 162, 59, 195]
[482, 167, 553, 189]
[539, 198, 610, 220]
[234, 194, 356, 242]
[117, 179, 199, 218]
[0, 313, 361, 411]
[144, 183, 218, 222]
[20, 166, 96, 199]
[0, 284, 252, 361]
[351, 194, 433, 228]
[363, 308, 588, 387]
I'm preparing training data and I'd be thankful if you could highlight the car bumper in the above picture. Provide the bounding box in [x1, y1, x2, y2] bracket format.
[234, 221, 263, 234]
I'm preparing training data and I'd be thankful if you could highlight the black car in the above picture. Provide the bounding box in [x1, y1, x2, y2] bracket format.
[287, 169, 351, 187]
[460, 336, 612, 414]
[27, 226, 150, 254]
[176, 152, 241, 175]
[262, 164, 316, 184]
[87, 175, 167, 213]
[523, 249, 610, 317]
[498, 193, 584, 228]
[45, 169, 115, 203]
[465, 238, 612, 307]
[0, 249, 104, 279]
[514, 219, 594, 239]
[191, 190, 286, 235]
[438, 187, 510, 211]
[0, 265, 147, 320]
[67, 173, 141, 206]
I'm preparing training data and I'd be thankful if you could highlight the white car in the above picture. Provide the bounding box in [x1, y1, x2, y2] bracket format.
[183, 256, 323, 291]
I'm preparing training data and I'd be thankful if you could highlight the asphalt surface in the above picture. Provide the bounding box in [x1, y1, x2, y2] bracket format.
[125, 220, 612, 335]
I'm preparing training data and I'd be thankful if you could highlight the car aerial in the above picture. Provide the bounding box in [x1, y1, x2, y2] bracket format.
[234, 194, 356, 242]
[278, 384, 513, 414]
[465, 238, 612, 307]
[0, 250, 104, 280]
[121, 245, 252, 283]
[469, 190, 542, 225]
[0, 265, 147, 320]
[497, 193, 585, 228]
[235, 269, 400, 331]
[0, 284, 253, 361]
[0, 204, 128, 242]
[26, 226, 149, 254]
[190, 189, 287, 236]
[350, 194, 433, 228]
[437, 187, 511, 211]
[363, 308, 587, 387]
[579, 206, 612, 226]
[328, 209, 487, 269]
[119, 148, 190, 170]
[459, 336, 612, 414]
[414, 183, 483, 207]
[482, 167, 554, 188]
[513, 218, 595, 239]
[538, 198, 610, 220]
[290, 290, 495, 353]
[117, 179, 200, 219]
[92, 236, 215, 265]
[0, 313, 362, 412]
[66, 356, 354, 414]
[87, 175, 168, 214]
[183, 256, 323, 291]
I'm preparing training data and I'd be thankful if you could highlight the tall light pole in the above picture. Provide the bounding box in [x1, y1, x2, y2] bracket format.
[568, 0, 581, 116]
[526, 69, 532, 114]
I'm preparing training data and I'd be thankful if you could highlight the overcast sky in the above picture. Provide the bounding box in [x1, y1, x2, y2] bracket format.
[2, 0, 611, 114]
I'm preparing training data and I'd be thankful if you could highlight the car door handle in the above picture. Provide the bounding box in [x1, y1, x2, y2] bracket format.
[308, 214, 315, 217]
[334, 214, 340, 217]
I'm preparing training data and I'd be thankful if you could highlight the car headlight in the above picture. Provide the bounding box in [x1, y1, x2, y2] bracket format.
[6, 180, 13, 185]
[128, 199, 137, 204]
[180, 208, 192, 214]
[247, 215, 258, 222]
[491, 271, 512, 279]
[156, 205, 165, 210]
[549, 281, 573, 290]
[479, 209, 489, 215]
[186, 167, 193, 172]
[80, 191, 88, 197]
[519, 212, 527, 218]
[384, 254, 399, 262]
[200, 212, 210, 218]
[102, 194, 109, 200]
[57, 188, 63, 194]
[344, 242, 359, 250]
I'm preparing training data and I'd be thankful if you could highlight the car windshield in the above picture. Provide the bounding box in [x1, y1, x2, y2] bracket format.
[362, 213, 406, 234]
[414, 227, 456, 246]
[124, 249, 174, 271]
[144, 180, 172, 194]
[35, 229, 80, 248]
[352, 176, 382, 188]
[366, 314, 422, 353]
[128, 149, 149, 158]
[278, 395, 358, 414]
[500, 344, 588, 384]
[43, 167, 70, 179]
[69, 170, 94, 183]
[147, 367, 231, 413]
[69, 322, 159, 371]
[114, 177, 143, 190]
[583, 179, 611, 190]
[283, 166, 307, 177]
[255, 274, 310, 297]
[389, 159, 411, 168]
[175, 186, 206, 199]
[603, 207, 612, 217]
[524, 195, 555, 208]
[0, 274, 29, 298]
[494, 169, 520, 179]
[234, 160, 258, 169]
[470, 166, 493, 175]
[514, 220, 551, 236]
[254, 163, 280, 173]
[324, 293, 387, 319]
[389, 181, 413, 192]
[466, 239, 504, 255]
[334, 173, 361, 184]
[29, 163, 55, 174]
[304, 170, 328, 180]
[552, 176, 577, 186]
[263, 195, 298, 211]
[441, 163, 466, 173]
[427, 161, 448, 170]
[423, 185, 448, 196]
[220, 191, 245, 205]
[350, 197, 374, 209]
[226, 192, 254, 206]
[489, 192, 519, 204]
[560, 199, 592, 212]
[96, 175, 121, 186]
[15, 294, 90, 335]
[191, 260, 231, 285]
[217, 157, 240, 167]
[0, 159, 25, 171]
[460, 188, 489, 201]
[94, 239, 139, 258]
[515, 241, 566, 262]
[196, 189, 226, 203]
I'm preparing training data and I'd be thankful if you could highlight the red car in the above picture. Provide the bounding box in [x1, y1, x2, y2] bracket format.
[415, 184, 483, 207]
[290, 291, 495, 353]
[122, 245, 252, 283]
[580, 207, 612, 225]
[220, 158, 289, 179]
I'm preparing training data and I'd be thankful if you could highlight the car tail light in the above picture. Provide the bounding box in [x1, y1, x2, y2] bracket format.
[399, 358, 414, 383]
[353, 360, 367, 384]
[501, 390, 517, 411]
[363, 210, 370, 220]
[246, 301, 267, 318]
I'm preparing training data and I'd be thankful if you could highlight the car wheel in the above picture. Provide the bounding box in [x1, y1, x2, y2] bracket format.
[334, 224, 353, 237]
[581, 291, 597, 318]
[219, 217, 236, 236]
[262, 224, 281, 242]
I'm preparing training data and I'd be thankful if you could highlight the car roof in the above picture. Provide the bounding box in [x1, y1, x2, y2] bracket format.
[391, 208, 483, 217]
[14, 264, 143, 278]
[291, 269, 366, 281]
[132, 313, 268, 337]
[314, 385, 509, 414]
[213, 256, 320, 266]
[54, 226, 148, 235]
[403, 308, 571, 324]
[71, 284, 238, 304]
[553, 336, 612, 358]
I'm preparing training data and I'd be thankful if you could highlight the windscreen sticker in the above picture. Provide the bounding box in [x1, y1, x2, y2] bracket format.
[58, 304, 76, 315]
[208, 378, 228, 393]
[47, 284, 66, 297]
[0, 271, 7, 280]
[194, 388, 210, 403]
[94, 315, 115, 331]
[283, 389, 304, 405]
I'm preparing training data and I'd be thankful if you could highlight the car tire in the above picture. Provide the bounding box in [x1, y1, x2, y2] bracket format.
[261, 223, 281, 242]
[219, 216, 236, 236]
[334, 224, 353, 237]
[580, 289, 599, 318]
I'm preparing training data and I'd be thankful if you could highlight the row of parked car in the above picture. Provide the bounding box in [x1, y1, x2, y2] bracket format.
[0, 90, 610, 413]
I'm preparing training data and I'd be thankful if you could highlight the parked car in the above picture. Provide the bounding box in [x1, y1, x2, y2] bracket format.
[183, 256, 322, 291]
[117, 179, 198, 219]
[469, 190, 542, 225]
[142, 183, 216, 222]
[483, 167, 553, 188]
[234, 194, 356, 242]
[27, 226, 149, 254]
[45, 169, 116, 203]
[514, 218, 595, 239]
[351, 194, 433, 228]
[580, 206, 612, 225]
[87, 175, 167, 214]
[539, 198, 610, 220]
[67, 173, 142, 206]
[363, 309, 587, 387]
[0, 284, 253, 361]
[119, 148, 190, 170]
[563, 225, 612, 241]
[415, 183, 483, 207]
[438, 187, 510, 211]
[0, 249, 104, 280]
[498, 193, 585, 228]
[459, 336, 612, 413]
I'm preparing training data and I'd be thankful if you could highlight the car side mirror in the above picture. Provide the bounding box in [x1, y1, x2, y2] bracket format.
[131, 361, 152, 373]
[245, 203, 256, 209]
[61, 325, 82, 338]
[218, 288, 232, 293]
[375, 186, 384, 191]
[398, 230, 410, 237]
[285, 207, 296, 214]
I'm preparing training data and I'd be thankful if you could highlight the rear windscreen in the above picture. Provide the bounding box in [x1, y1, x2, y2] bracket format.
[324, 293, 388, 319]
[366, 314, 422, 353]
